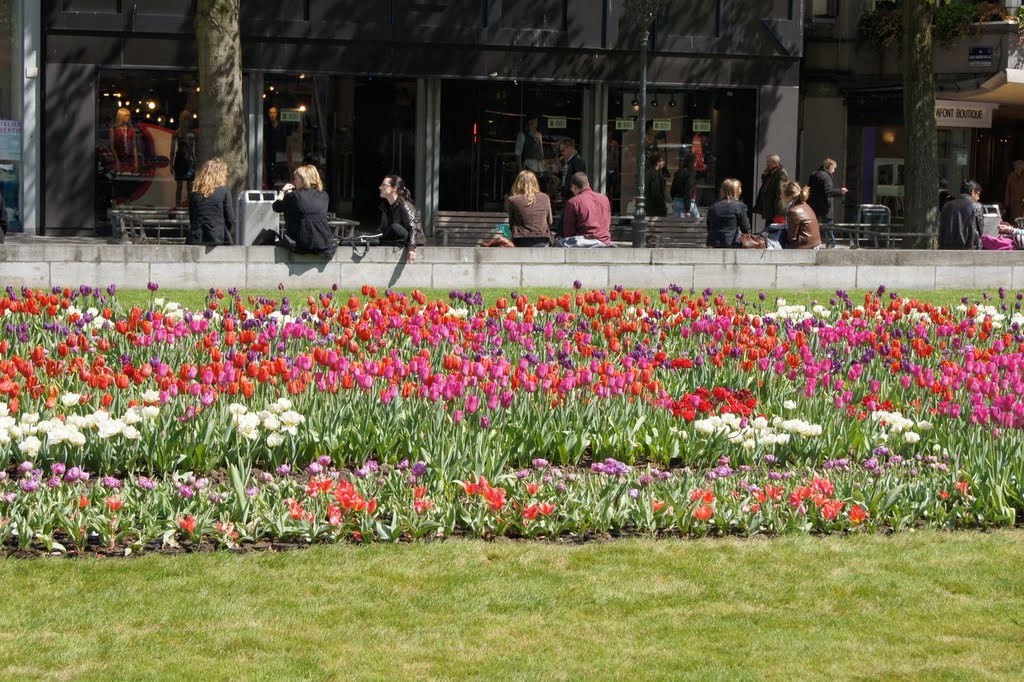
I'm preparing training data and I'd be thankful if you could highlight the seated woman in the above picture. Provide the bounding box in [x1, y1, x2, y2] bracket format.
[273, 164, 336, 259]
[186, 157, 235, 246]
[506, 170, 552, 247]
[705, 178, 749, 248]
[378, 174, 424, 262]
[782, 181, 823, 249]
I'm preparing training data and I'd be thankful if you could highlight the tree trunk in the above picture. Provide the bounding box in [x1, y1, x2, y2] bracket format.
[902, 0, 938, 247]
[196, 0, 247, 197]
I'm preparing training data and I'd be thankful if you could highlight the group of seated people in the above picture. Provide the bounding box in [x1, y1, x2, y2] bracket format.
[706, 178, 822, 249]
[185, 159, 424, 261]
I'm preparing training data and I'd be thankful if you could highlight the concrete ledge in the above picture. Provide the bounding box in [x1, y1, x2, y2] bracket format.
[2, 242, 1023, 290]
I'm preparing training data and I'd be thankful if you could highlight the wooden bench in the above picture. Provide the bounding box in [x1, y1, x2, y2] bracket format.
[433, 211, 509, 246]
[612, 217, 707, 248]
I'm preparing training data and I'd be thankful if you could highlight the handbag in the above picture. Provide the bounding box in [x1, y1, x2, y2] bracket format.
[739, 233, 767, 249]
[980, 234, 1014, 251]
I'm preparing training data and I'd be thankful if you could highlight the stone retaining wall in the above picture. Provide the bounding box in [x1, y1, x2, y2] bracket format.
[2, 242, 1023, 290]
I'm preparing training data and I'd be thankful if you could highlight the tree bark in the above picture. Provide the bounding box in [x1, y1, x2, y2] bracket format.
[902, 0, 938, 247]
[196, 0, 247, 197]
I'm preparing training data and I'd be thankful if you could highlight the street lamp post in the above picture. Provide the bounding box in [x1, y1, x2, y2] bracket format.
[632, 17, 650, 248]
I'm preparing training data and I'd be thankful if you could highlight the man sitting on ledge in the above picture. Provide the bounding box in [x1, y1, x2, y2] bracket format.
[557, 172, 612, 247]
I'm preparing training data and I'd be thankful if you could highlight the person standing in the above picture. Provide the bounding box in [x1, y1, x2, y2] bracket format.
[671, 153, 698, 219]
[644, 154, 668, 217]
[558, 139, 587, 203]
[807, 157, 847, 249]
[939, 180, 984, 250]
[0, 192, 7, 244]
[559, 172, 611, 246]
[705, 178, 749, 248]
[507, 170, 552, 247]
[170, 110, 198, 208]
[1004, 160, 1024, 221]
[187, 158, 235, 245]
[753, 154, 788, 233]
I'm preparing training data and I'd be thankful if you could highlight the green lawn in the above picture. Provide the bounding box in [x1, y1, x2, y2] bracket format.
[109, 286, 1008, 312]
[3, 531, 1022, 680]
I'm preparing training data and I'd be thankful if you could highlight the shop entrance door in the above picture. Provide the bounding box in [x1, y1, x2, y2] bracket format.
[351, 79, 417, 226]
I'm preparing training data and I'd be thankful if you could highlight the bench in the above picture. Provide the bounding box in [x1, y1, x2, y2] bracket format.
[612, 216, 707, 248]
[110, 208, 189, 243]
[433, 211, 509, 246]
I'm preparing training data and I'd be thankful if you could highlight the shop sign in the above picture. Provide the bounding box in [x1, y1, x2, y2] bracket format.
[614, 118, 635, 131]
[968, 46, 993, 68]
[279, 109, 302, 123]
[652, 119, 671, 132]
[0, 120, 21, 161]
[934, 99, 994, 129]
[546, 116, 567, 129]
[692, 119, 711, 132]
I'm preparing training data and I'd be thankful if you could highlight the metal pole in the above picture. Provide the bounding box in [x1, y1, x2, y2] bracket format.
[632, 14, 650, 248]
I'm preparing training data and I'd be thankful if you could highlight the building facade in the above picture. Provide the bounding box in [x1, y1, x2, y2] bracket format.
[10, 1, 803, 235]
[801, 0, 1023, 222]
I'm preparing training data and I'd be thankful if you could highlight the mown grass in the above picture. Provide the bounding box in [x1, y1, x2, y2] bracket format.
[2, 531, 1022, 680]
[108, 286, 1012, 311]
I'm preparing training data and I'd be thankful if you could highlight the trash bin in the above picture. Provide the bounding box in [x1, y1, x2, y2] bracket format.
[236, 190, 278, 245]
[982, 204, 1001, 237]
[855, 204, 890, 248]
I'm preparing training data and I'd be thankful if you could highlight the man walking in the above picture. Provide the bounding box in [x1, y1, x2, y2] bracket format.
[753, 154, 788, 233]
[939, 180, 984, 250]
[558, 172, 611, 247]
[807, 157, 848, 249]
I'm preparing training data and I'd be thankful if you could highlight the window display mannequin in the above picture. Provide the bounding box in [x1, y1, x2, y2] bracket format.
[265, 106, 288, 187]
[515, 116, 545, 174]
[170, 110, 198, 207]
[110, 107, 139, 174]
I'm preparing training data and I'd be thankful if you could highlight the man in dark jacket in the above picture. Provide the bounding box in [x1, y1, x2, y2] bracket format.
[558, 139, 587, 202]
[753, 154, 788, 234]
[807, 158, 847, 248]
[939, 180, 983, 250]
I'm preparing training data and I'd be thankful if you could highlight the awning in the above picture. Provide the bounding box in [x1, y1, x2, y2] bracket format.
[945, 68, 1024, 105]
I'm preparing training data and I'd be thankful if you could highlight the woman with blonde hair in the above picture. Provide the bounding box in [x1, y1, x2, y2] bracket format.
[705, 178, 750, 248]
[110, 107, 138, 173]
[187, 157, 234, 245]
[273, 164, 336, 258]
[782, 181, 822, 249]
[506, 170, 552, 247]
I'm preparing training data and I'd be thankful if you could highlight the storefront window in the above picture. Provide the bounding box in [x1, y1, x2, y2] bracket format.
[606, 88, 756, 215]
[263, 75, 416, 226]
[0, 0, 19, 232]
[439, 81, 583, 212]
[851, 125, 972, 221]
[94, 71, 200, 221]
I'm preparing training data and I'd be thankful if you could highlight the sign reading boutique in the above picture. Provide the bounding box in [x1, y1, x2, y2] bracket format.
[934, 99, 996, 129]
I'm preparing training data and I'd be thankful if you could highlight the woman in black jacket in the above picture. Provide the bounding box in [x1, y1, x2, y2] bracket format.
[273, 165, 336, 259]
[671, 153, 698, 219]
[705, 178, 750, 248]
[378, 174, 424, 263]
[187, 158, 234, 245]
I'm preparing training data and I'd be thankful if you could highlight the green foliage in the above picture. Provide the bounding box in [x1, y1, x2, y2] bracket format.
[934, 1, 980, 43]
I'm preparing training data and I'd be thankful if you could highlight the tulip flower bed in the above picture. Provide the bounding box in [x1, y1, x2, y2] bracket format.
[1, 283, 1023, 554]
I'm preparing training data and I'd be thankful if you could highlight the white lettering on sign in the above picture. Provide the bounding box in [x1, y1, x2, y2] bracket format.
[934, 99, 994, 129]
